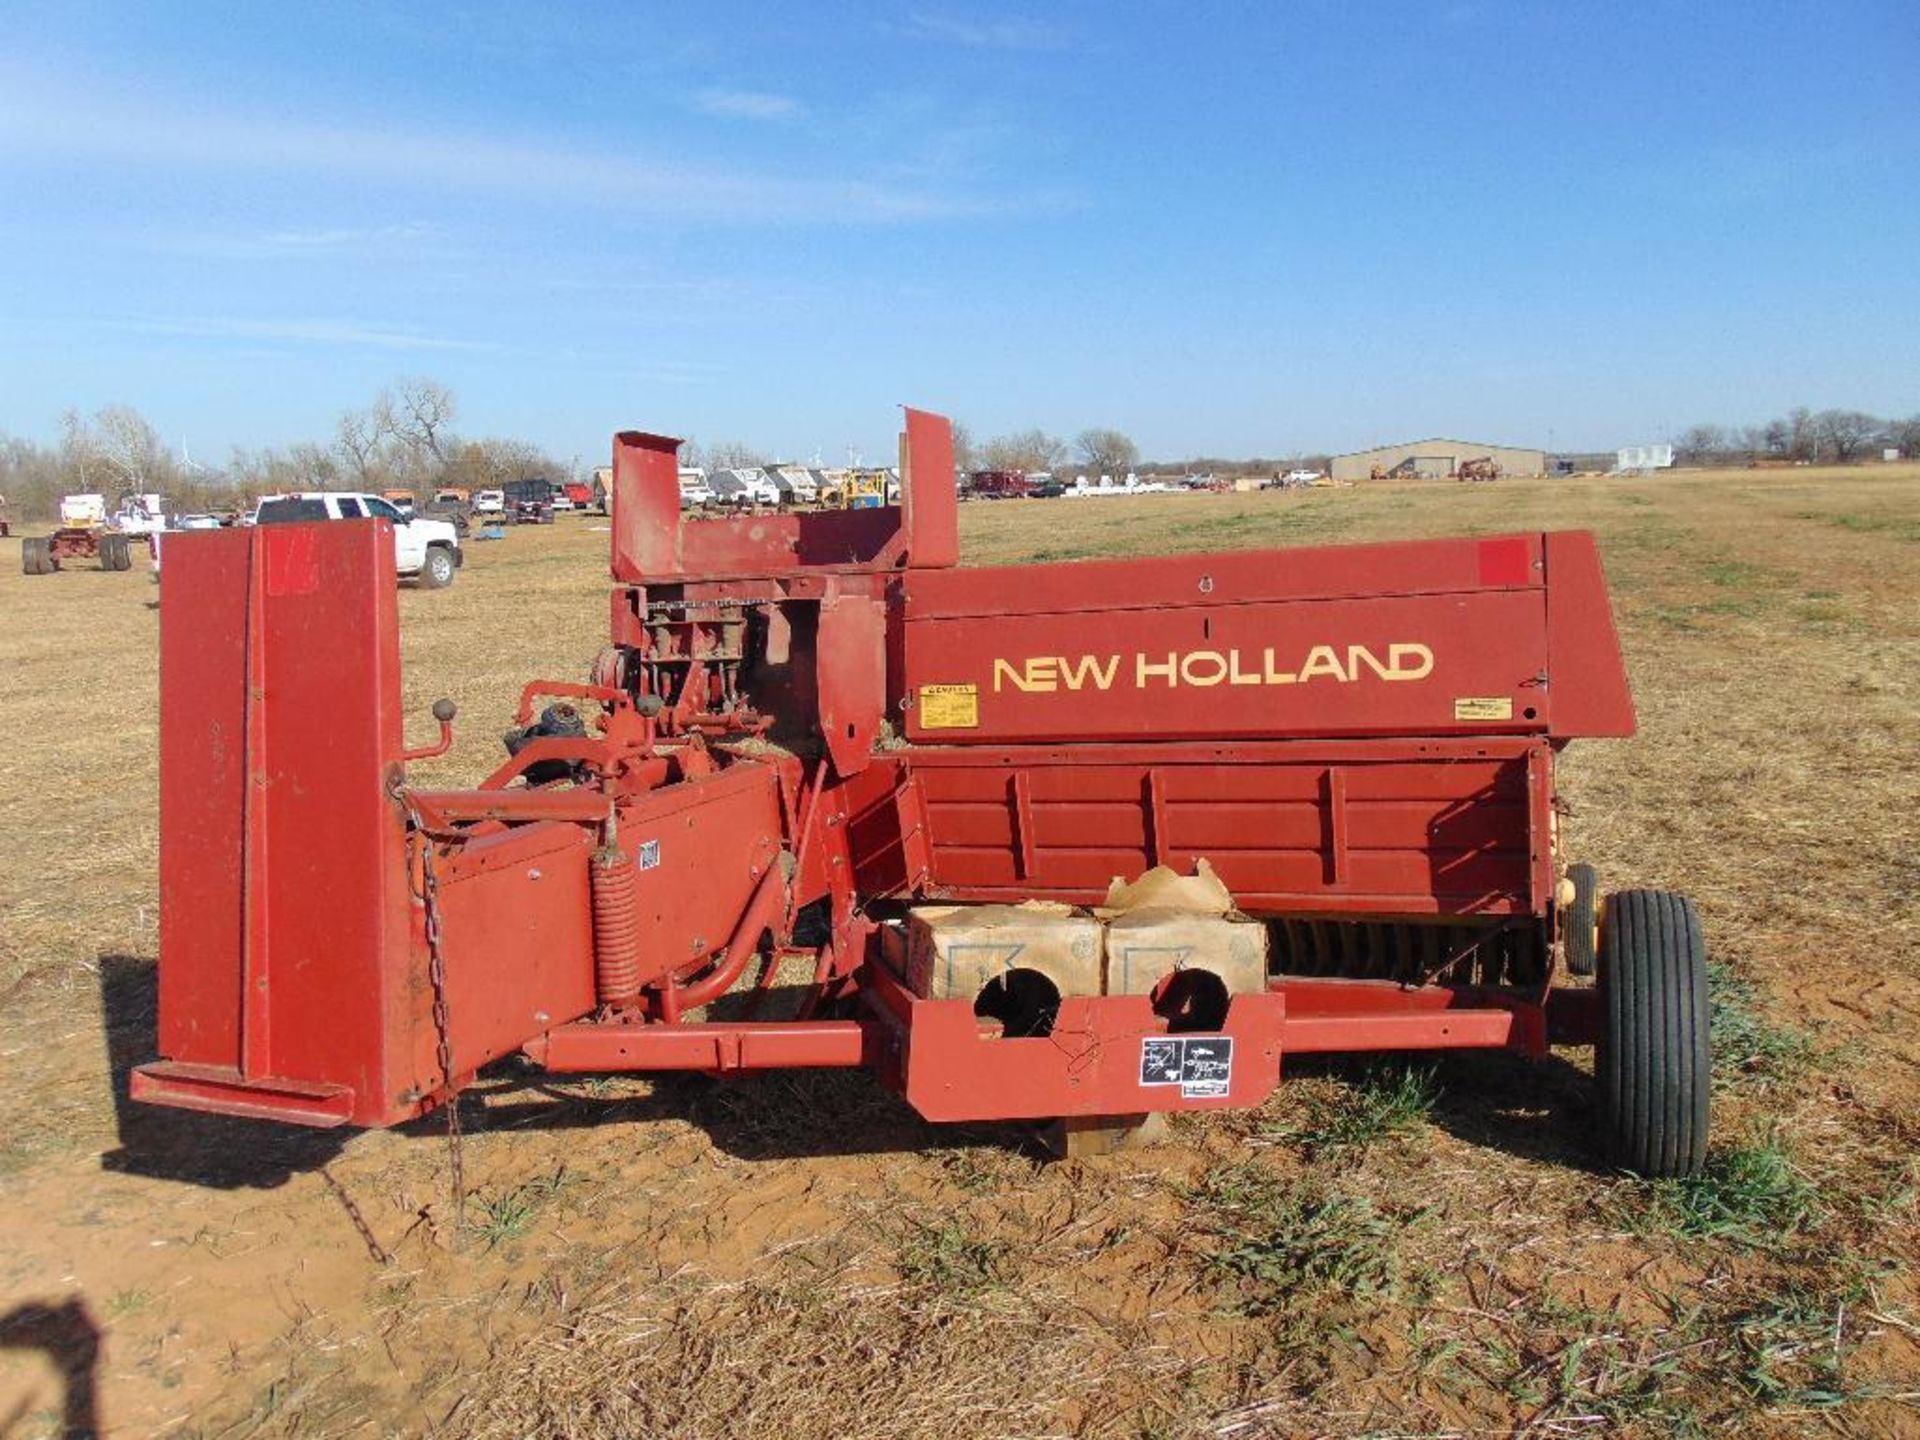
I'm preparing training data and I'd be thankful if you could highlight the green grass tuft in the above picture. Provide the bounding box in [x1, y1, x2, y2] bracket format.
[896, 1215, 1007, 1296]
[1266, 1064, 1438, 1158]
[1191, 1162, 1418, 1316]
[1708, 962, 1817, 1091]
[1641, 1137, 1819, 1248]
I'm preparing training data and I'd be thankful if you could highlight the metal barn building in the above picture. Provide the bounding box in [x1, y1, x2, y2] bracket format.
[1331, 438, 1547, 483]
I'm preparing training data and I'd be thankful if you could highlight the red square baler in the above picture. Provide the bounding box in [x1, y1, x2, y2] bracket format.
[133, 411, 1708, 1176]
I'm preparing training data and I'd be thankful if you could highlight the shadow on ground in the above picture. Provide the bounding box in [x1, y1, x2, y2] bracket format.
[94, 954, 348, 1189]
[1283, 1047, 1610, 1175]
[99, 947, 1611, 1182]
[0, 1295, 100, 1440]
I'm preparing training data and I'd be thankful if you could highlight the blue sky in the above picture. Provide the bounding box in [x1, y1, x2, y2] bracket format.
[0, 1, 1913, 465]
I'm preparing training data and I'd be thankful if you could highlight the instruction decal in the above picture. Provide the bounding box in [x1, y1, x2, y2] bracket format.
[918, 682, 979, 729]
[1453, 696, 1514, 722]
[635, 839, 661, 870]
[1139, 1035, 1234, 1099]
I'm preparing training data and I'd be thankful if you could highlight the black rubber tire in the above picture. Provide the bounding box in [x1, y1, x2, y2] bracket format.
[419, 544, 456, 589]
[1564, 863, 1599, 977]
[1596, 889, 1710, 1177]
[106, 534, 132, 571]
[22, 537, 50, 575]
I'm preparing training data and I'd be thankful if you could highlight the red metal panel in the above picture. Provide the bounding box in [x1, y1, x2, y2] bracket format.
[432, 822, 600, 1081]
[903, 740, 1547, 917]
[613, 763, 785, 987]
[609, 430, 684, 580]
[905, 534, 1544, 621]
[902, 407, 959, 569]
[903, 582, 1550, 744]
[817, 590, 887, 777]
[528, 1020, 885, 1072]
[1543, 531, 1636, 739]
[245, 525, 409, 1100]
[1272, 976, 1547, 1058]
[880, 974, 1288, 1122]
[156, 528, 251, 1070]
[141, 522, 417, 1127]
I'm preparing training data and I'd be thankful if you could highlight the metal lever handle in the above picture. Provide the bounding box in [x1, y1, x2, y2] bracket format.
[401, 698, 458, 762]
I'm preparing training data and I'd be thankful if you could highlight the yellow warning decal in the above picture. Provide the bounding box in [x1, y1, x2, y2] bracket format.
[1454, 696, 1514, 721]
[919, 683, 979, 729]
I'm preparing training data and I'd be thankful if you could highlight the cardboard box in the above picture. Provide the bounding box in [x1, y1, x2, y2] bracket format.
[904, 901, 1104, 1002]
[1098, 860, 1268, 998]
[1103, 906, 1268, 997]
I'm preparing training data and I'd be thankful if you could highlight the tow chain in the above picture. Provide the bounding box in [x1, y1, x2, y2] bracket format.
[403, 795, 466, 1235]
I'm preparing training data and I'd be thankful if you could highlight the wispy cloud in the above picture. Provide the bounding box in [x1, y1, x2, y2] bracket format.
[692, 88, 803, 122]
[155, 221, 443, 261]
[134, 316, 499, 353]
[904, 12, 1068, 51]
[0, 68, 1001, 223]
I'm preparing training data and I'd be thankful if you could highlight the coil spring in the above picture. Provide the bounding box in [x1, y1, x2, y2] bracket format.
[1270, 919, 1548, 988]
[590, 848, 643, 1009]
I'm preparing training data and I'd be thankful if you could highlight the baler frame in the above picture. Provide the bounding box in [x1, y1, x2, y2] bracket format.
[133, 408, 1709, 1175]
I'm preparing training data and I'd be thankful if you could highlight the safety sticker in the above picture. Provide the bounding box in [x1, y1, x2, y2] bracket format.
[635, 839, 661, 870]
[1453, 696, 1514, 721]
[1140, 1035, 1234, 1099]
[918, 683, 979, 729]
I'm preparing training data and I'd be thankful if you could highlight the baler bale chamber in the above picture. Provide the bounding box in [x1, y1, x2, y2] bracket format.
[132, 409, 1709, 1177]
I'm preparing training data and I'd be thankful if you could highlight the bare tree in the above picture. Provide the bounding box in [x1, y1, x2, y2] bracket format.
[334, 408, 384, 484]
[54, 405, 176, 495]
[949, 420, 977, 474]
[440, 437, 568, 491]
[979, 429, 1065, 473]
[1812, 409, 1881, 464]
[1887, 415, 1920, 459]
[375, 377, 458, 468]
[1674, 424, 1729, 466]
[1076, 427, 1140, 477]
[703, 440, 768, 470]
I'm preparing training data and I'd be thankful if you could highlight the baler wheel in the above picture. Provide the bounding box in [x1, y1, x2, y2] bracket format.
[22, 537, 51, 575]
[105, 534, 132, 571]
[1596, 889, 1709, 1178]
[1563, 863, 1599, 977]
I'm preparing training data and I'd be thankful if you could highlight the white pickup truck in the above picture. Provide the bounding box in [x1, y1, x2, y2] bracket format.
[252, 492, 464, 587]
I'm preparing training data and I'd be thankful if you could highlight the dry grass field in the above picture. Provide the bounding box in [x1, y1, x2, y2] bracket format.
[2, 464, 1917, 1438]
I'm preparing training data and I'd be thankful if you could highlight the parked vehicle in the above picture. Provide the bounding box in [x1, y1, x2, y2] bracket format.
[563, 481, 596, 512]
[502, 478, 556, 524]
[712, 467, 779, 506]
[22, 492, 165, 574]
[771, 465, 820, 505]
[472, 489, 506, 518]
[968, 469, 1031, 500]
[421, 495, 472, 537]
[678, 467, 715, 507]
[380, 489, 418, 518]
[172, 513, 223, 531]
[251, 492, 463, 587]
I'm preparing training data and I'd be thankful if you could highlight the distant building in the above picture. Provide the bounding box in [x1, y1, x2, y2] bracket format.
[1614, 445, 1675, 473]
[1331, 439, 1547, 483]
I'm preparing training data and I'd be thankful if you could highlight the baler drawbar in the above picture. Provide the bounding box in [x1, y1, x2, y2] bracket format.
[132, 410, 1709, 1175]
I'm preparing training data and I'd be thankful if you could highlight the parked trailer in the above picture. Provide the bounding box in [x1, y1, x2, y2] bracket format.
[133, 409, 1708, 1177]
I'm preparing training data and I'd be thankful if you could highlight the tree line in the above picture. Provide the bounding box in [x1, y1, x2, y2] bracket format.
[1675, 407, 1916, 467]
[0, 378, 573, 521]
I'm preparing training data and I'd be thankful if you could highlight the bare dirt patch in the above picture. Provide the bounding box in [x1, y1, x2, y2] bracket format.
[2, 468, 1916, 1437]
